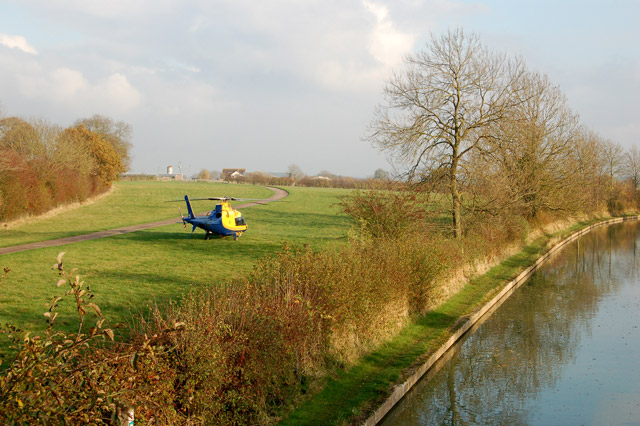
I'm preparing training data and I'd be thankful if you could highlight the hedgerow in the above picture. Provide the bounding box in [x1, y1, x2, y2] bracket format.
[0, 116, 129, 223]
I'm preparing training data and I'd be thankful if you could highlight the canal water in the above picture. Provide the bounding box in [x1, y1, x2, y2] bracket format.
[381, 221, 640, 426]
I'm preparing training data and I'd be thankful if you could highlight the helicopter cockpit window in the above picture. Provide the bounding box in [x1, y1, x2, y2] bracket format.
[235, 217, 246, 226]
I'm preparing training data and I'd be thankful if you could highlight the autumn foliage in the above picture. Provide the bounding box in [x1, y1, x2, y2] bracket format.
[0, 115, 130, 222]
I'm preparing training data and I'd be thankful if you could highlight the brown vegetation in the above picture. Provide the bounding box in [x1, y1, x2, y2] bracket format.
[0, 114, 131, 222]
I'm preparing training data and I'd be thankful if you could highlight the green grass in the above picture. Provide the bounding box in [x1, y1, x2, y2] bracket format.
[0, 181, 274, 248]
[0, 184, 353, 359]
[278, 229, 586, 425]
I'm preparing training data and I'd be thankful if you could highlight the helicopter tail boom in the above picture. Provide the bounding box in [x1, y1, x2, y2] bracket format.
[184, 195, 195, 219]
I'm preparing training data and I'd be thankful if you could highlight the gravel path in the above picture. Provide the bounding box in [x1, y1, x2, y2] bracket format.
[0, 187, 288, 255]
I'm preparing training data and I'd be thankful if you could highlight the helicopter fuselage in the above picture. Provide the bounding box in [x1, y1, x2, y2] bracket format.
[182, 195, 247, 240]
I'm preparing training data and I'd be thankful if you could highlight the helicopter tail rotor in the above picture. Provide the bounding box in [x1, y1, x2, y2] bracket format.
[178, 207, 186, 229]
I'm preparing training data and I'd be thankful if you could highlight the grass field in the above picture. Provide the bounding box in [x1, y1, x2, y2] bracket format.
[0, 181, 275, 248]
[0, 182, 353, 355]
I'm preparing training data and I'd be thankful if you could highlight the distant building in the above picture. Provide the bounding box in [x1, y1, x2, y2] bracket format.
[221, 168, 246, 180]
[158, 173, 184, 181]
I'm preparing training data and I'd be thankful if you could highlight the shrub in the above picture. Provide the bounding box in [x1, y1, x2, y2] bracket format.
[0, 254, 182, 425]
[135, 230, 454, 424]
[339, 189, 434, 238]
[143, 268, 327, 425]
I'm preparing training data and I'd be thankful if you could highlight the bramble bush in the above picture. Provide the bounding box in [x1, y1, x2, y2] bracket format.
[139, 232, 456, 424]
[0, 254, 184, 425]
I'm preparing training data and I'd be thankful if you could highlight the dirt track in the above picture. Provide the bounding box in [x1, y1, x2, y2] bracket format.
[0, 187, 288, 256]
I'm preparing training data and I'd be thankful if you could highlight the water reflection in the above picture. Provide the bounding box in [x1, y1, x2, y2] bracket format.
[382, 221, 640, 425]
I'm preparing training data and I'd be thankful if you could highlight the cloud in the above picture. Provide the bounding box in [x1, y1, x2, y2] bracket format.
[43, 0, 173, 19]
[43, 69, 142, 112]
[0, 33, 38, 55]
[307, 1, 416, 92]
[363, 0, 416, 68]
[0, 50, 142, 118]
[189, 15, 209, 33]
[50, 68, 88, 97]
[100, 73, 142, 110]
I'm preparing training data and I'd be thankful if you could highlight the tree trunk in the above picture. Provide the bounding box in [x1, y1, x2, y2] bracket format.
[451, 160, 462, 239]
[449, 145, 462, 238]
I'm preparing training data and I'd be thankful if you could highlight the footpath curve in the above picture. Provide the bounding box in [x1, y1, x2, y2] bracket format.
[364, 215, 640, 426]
[0, 187, 288, 256]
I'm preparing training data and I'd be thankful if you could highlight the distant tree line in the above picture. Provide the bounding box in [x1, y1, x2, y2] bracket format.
[368, 29, 639, 238]
[0, 114, 132, 222]
[192, 163, 395, 189]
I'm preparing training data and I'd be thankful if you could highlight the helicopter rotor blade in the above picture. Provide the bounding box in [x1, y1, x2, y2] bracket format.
[187, 197, 265, 201]
[168, 196, 266, 202]
[189, 197, 234, 201]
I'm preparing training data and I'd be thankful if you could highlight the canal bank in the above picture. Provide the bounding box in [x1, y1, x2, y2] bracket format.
[278, 215, 639, 425]
[365, 215, 640, 426]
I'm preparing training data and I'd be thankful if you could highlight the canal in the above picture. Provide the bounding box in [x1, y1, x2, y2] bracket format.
[381, 221, 640, 425]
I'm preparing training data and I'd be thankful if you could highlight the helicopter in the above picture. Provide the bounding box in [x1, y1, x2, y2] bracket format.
[173, 195, 250, 240]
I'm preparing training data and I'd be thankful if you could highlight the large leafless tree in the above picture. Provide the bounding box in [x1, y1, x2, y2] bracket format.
[367, 29, 525, 237]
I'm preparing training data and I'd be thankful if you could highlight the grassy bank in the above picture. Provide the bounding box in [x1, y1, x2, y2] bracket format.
[278, 218, 608, 425]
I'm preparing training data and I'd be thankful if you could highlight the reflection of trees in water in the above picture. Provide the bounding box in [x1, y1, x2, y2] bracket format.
[384, 221, 640, 425]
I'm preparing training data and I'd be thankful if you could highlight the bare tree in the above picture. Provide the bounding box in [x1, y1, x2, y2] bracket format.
[601, 139, 625, 211]
[625, 145, 640, 191]
[0, 117, 43, 159]
[197, 169, 211, 180]
[482, 71, 580, 218]
[367, 29, 525, 237]
[288, 164, 305, 179]
[571, 129, 608, 212]
[373, 168, 391, 180]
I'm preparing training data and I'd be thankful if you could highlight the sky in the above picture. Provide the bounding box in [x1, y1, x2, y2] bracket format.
[0, 0, 638, 178]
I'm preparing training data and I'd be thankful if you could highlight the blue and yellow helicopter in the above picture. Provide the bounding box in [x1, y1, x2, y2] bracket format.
[174, 195, 249, 240]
